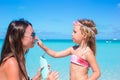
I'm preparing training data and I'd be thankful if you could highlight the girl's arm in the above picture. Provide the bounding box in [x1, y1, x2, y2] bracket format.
[37, 39, 72, 58]
[86, 51, 101, 80]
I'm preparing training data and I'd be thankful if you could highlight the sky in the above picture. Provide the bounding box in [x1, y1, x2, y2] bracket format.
[0, 0, 120, 40]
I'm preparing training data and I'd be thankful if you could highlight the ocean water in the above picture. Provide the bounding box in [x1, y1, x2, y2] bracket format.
[0, 39, 120, 80]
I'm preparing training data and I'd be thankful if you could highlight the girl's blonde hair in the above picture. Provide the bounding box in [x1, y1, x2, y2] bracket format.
[78, 19, 98, 55]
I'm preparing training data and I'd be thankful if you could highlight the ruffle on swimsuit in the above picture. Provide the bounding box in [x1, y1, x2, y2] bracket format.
[71, 55, 90, 68]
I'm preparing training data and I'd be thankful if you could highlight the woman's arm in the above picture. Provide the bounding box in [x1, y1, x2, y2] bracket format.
[86, 51, 101, 80]
[32, 66, 59, 80]
[37, 39, 72, 58]
[46, 71, 59, 80]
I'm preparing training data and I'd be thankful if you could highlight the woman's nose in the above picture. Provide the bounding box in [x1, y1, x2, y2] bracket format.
[34, 36, 37, 40]
[34, 36, 38, 43]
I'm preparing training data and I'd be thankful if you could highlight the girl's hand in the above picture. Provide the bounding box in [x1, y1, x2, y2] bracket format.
[35, 36, 43, 47]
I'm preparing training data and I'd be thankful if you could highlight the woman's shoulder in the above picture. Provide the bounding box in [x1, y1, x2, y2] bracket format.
[3, 57, 19, 73]
[5, 57, 18, 65]
[4, 57, 18, 68]
[1, 56, 20, 79]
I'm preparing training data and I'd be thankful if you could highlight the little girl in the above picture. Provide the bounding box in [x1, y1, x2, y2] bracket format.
[37, 19, 101, 80]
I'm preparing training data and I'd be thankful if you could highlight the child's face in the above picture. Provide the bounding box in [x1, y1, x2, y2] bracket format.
[72, 25, 83, 44]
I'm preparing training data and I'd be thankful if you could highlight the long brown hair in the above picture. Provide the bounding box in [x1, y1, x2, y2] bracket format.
[0, 19, 32, 80]
[78, 19, 98, 55]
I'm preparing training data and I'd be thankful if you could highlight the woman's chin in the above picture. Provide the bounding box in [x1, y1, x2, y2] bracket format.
[30, 44, 34, 48]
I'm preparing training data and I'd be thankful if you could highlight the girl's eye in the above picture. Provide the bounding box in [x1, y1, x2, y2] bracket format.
[73, 31, 76, 33]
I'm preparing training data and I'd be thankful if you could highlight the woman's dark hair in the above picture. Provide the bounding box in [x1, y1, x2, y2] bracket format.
[0, 18, 32, 80]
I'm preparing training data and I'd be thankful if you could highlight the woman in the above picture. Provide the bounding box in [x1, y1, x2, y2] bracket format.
[0, 19, 58, 80]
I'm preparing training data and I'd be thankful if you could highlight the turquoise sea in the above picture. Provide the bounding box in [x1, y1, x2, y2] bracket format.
[0, 39, 120, 80]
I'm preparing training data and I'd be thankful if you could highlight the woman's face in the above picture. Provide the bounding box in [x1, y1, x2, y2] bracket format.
[22, 25, 36, 50]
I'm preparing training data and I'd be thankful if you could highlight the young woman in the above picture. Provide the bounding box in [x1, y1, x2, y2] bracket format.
[0, 19, 58, 80]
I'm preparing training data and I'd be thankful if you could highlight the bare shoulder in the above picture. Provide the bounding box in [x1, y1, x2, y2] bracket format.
[71, 45, 79, 54]
[85, 47, 95, 59]
[4, 57, 19, 74]
[1, 57, 20, 80]
[4, 57, 18, 67]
